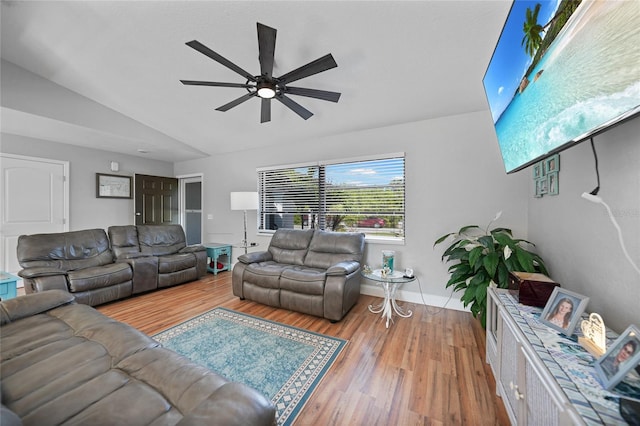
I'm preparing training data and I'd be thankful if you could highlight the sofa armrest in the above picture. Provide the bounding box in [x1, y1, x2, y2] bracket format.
[176, 382, 275, 426]
[326, 261, 361, 276]
[18, 267, 67, 279]
[238, 251, 272, 264]
[0, 289, 75, 325]
[179, 245, 206, 254]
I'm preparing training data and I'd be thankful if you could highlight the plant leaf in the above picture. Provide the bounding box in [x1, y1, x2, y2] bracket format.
[445, 247, 469, 262]
[497, 262, 510, 288]
[459, 225, 480, 235]
[483, 252, 499, 278]
[468, 246, 483, 268]
[478, 235, 495, 250]
[491, 227, 513, 236]
[515, 246, 535, 271]
[475, 283, 487, 304]
[434, 233, 455, 247]
[492, 231, 515, 247]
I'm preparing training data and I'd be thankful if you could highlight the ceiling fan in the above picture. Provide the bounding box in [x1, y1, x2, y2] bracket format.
[180, 22, 341, 123]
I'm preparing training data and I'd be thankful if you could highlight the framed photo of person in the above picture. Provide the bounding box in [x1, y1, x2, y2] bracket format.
[595, 325, 640, 390]
[540, 287, 589, 335]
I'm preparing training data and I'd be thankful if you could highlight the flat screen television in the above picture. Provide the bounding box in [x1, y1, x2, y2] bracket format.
[483, 0, 640, 174]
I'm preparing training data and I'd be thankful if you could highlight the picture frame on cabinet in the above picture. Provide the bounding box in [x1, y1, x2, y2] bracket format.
[540, 287, 589, 335]
[595, 325, 640, 390]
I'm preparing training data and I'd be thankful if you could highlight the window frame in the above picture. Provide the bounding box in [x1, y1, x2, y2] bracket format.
[257, 153, 405, 243]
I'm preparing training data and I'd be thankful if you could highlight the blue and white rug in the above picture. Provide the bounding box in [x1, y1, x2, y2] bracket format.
[153, 307, 347, 425]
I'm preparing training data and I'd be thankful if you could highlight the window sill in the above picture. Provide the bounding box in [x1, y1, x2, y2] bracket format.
[364, 236, 405, 245]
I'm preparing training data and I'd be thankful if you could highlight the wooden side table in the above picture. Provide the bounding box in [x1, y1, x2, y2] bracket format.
[204, 243, 232, 275]
[0, 272, 19, 300]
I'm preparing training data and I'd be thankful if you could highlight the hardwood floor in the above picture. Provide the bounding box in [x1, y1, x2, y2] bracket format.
[97, 273, 509, 425]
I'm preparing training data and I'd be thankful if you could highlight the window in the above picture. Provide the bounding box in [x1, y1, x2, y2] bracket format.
[258, 153, 405, 241]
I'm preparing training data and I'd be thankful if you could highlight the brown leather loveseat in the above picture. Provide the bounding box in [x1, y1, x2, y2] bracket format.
[0, 290, 275, 425]
[232, 229, 365, 322]
[17, 225, 206, 306]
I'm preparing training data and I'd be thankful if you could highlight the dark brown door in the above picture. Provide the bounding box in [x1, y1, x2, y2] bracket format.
[134, 174, 178, 225]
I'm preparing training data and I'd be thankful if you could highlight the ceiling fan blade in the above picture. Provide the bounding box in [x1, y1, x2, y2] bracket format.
[257, 23, 276, 79]
[261, 98, 271, 123]
[277, 54, 338, 85]
[180, 80, 254, 89]
[215, 92, 257, 112]
[275, 95, 313, 120]
[186, 40, 257, 82]
[284, 86, 341, 103]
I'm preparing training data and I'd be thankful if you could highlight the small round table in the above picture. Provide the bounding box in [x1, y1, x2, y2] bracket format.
[361, 269, 415, 328]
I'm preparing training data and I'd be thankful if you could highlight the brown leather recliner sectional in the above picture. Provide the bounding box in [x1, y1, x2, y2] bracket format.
[0, 290, 275, 425]
[232, 229, 366, 322]
[17, 225, 206, 306]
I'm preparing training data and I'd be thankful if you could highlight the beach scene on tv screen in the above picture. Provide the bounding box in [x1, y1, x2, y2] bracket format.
[484, 0, 640, 173]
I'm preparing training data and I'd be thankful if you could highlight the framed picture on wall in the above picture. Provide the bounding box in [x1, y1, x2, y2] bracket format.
[544, 154, 560, 173]
[96, 173, 132, 199]
[540, 287, 589, 335]
[595, 325, 640, 390]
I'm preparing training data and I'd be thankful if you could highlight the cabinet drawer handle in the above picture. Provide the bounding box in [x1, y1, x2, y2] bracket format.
[514, 387, 523, 400]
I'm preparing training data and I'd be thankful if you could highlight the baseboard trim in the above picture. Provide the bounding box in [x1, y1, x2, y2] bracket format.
[360, 283, 468, 312]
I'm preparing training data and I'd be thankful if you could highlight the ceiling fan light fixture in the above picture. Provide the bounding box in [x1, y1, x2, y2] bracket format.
[257, 81, 276, 98]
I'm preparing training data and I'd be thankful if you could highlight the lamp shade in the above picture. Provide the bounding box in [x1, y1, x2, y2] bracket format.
[230, 191, 258, 211]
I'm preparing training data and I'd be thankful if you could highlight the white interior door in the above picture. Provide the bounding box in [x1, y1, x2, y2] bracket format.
[0, 154, 69, 274]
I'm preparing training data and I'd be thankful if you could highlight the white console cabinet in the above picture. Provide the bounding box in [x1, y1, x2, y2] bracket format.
[486, 287, 634, 425]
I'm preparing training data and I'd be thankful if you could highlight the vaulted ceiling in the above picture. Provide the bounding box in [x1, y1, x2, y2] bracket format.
[1, 1, 511, 162]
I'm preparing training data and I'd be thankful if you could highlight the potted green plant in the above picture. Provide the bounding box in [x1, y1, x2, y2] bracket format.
[434, 212, 548, 328]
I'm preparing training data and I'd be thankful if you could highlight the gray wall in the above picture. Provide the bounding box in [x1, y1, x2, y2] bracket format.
[174, 110, 530, 310]
[0, 133, 173, 230]
[527, 117, 640, 332]
[3, 102, 638, 332]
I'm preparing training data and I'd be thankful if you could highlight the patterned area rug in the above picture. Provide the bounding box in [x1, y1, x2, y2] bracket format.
[153, 307, 347, 425]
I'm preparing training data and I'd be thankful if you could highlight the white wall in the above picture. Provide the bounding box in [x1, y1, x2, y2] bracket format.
[0, 133, 173, 230]
[527, 117, 640, 333]
[174, 110, 530, 310]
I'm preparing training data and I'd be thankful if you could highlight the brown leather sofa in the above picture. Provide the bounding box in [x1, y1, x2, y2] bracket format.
[17, 229, 134, 306]
[0, 290, 275, 426]
[108, 225, 207, 292]
[232, 229, 365, 322]
[17, 225, 206, 306]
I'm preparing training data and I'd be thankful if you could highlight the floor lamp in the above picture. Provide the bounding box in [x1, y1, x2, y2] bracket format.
[230, 191, 258, 254]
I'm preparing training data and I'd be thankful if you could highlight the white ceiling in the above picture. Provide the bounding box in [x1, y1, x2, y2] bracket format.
[1, 0, 511, 162]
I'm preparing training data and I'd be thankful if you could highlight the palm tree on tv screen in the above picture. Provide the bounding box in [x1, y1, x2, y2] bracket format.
[521, 3, 544, 57]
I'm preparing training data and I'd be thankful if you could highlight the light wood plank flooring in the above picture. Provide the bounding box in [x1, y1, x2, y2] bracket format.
[97, 273, 509, 425]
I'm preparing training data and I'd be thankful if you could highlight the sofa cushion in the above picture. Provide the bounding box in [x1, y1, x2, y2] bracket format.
[108, 225, 141, 258]
[67, 262, 132, 293]
[17, 229, 114, 271]
[244, 261, 292, 289]
[303, 231, 365, 269]
[137, 225, 187, 256]
[267, 229, 314, 265]
[280, 266, 327, 295]
[157, 253, 197, 274]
